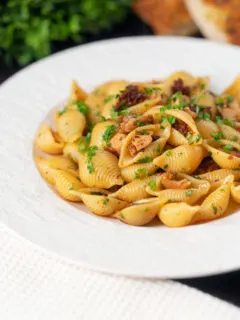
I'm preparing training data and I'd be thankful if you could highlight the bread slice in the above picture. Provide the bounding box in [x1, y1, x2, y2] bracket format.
[184, 0, 240, 44]
[133, 0, 198, 36]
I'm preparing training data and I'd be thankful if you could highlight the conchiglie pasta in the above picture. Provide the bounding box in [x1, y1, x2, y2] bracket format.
[55, 110, 86, 143]
[195, 119, 219, 139]
[199, 169, 240, 191]
[143, 106, 162, 123]
[219, 124, 240, 142]
[194, 175, 233, 222]
[110, 175, 159, 202]
[224, 75, 240, 100]
[90, 120, 118, 149]
[63, 142, 82, 163]
[35, 123, 64, 154]
[165, 109, 202, 146]
[153, 145, 206, 174]
[159, 202, 200, 228]
[54, 170, 84, 201]
[119, 123, 171, 168]
[84, 94, 105, 124]
[35, 156, 78, 184]
[69, 80, 87, 102]
[121, 162, 158, 183]
[204, 139, 240, 169]
[79, 149, 123, 188]
[146, 174, 210, 205]
[231, 184, 240, 203]
[113, 198, 168, 226]
[70, 188, 128, 216]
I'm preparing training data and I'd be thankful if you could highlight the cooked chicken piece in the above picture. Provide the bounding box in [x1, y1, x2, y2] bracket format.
[109, 133, 126, 155]
[172, 120, 189, 136]
[161, 171, 191, 190]
[120, 114, 154, 133]
[128, 134, 153, 156]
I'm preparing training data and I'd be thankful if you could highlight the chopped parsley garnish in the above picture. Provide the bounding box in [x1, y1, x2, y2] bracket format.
[163, 164, 169, 170]
[104, 95, 115, 103]
[135, 168, 148, 179]
[136, 120, 145, 127]
[70, 100, 88, 116]
[166, 150, 172, 157]
[111, 108, 119, 119]
[232, 136, 238, 142]
[58, 106, 68, 116]
[91, 192, 103, 195]
[100, 116, 106, 122]
[216, 97, 224, 107]
[139, 129, 149, 135]
[223, 118, 235, 128]
[226, 95, 234, 103]
[186, 132, 192, 140]
[195, 134, 201, 143]
[162, 116, 176, 125]
[185, 190, 194, 197]
[193, 176, 201, 180]
[144, 87, 161, 94]
[119, 212, 125, 219]
[154, 145, 161, 154]
[87, 146, 98, 173]
[78, 132, 92, 153]
[103, 198, 109, 205]
[103, 125, 116, 146]
[212, 204, 217, 215]
[137, 157, 153, 163]
[200, 83, 205, 90]
[208, 151, 212, 156]
[68, 183, 74, 190]
[210, 132, 224, 142]
[148, 179, 156, 191]
[222, 144, 233, 153]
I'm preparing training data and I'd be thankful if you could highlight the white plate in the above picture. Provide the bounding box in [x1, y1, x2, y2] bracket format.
[1, 36, 240, 279]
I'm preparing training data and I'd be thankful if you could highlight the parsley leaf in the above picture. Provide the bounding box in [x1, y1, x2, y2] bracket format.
[222, 144, 233, 153]
[210, 132, 224, 142]
[87, 146, 98, 173]
[212, 204, 217, 214]
[185, 190, 194, 197]
[58, 106, 68, 116]
[104, 95, 115, 103]
[148, 179, 157, 191]
[137, 157, 153, 163]
[102, 125, 116, 147]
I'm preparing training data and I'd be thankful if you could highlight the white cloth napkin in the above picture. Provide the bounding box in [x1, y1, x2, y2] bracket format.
[0, 222, 239, 320]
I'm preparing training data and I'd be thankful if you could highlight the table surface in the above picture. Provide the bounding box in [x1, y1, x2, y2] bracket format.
[1, 11, 240, 308]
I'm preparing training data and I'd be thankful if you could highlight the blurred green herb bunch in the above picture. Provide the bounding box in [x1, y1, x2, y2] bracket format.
[0, 0, 131, 66]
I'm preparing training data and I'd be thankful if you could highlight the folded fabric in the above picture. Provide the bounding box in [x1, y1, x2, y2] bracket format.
[0, 222, 239, 320]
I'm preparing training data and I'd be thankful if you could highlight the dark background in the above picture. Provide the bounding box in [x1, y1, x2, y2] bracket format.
[1, 11, 240, 307]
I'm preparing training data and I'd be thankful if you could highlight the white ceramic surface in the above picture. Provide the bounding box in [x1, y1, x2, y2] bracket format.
[0, 37, 240, 279]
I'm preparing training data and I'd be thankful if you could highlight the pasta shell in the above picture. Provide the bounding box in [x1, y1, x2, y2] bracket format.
[146, 174, 210, 205]
[196, 93, 217, 118]
[110, 175, 159, 202]
[153, 145, 206, 174]
[79, 149, 123, 188]
[223, 75, 240, 100]
[199, 169, 240, 191]
[113, 198, 168, 226]
[143, 106, 162, 123]
[54, 170, 84, 201]
[121, 162, 158, 183]
[165, 71, 197, 88]
[165, 110, 202, 146]
[204, 139, 240, 169]
[84, 94, 105, 124]
[90, 120, 118, 149]
[119, 123, 171, 168]
[231, 184, 240, 204]
[56, 110, 86, 143]
[35, 156, 78, 184]
[35, 123, 64, 154]
[195, 119, 219, 139]
[194, 175, 233, 222]
[71, 188, 128, 216]
[63, 142, 82, 163]
[69, 80, 87, 102]
[219, 124, 240, 142]
[159, 203, 200, 228]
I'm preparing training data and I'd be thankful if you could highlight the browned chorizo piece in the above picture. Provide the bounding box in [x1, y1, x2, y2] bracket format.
[114, 85, 147, 111]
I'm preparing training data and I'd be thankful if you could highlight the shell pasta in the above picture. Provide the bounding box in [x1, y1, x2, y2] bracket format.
[34, 73, 240, 227]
